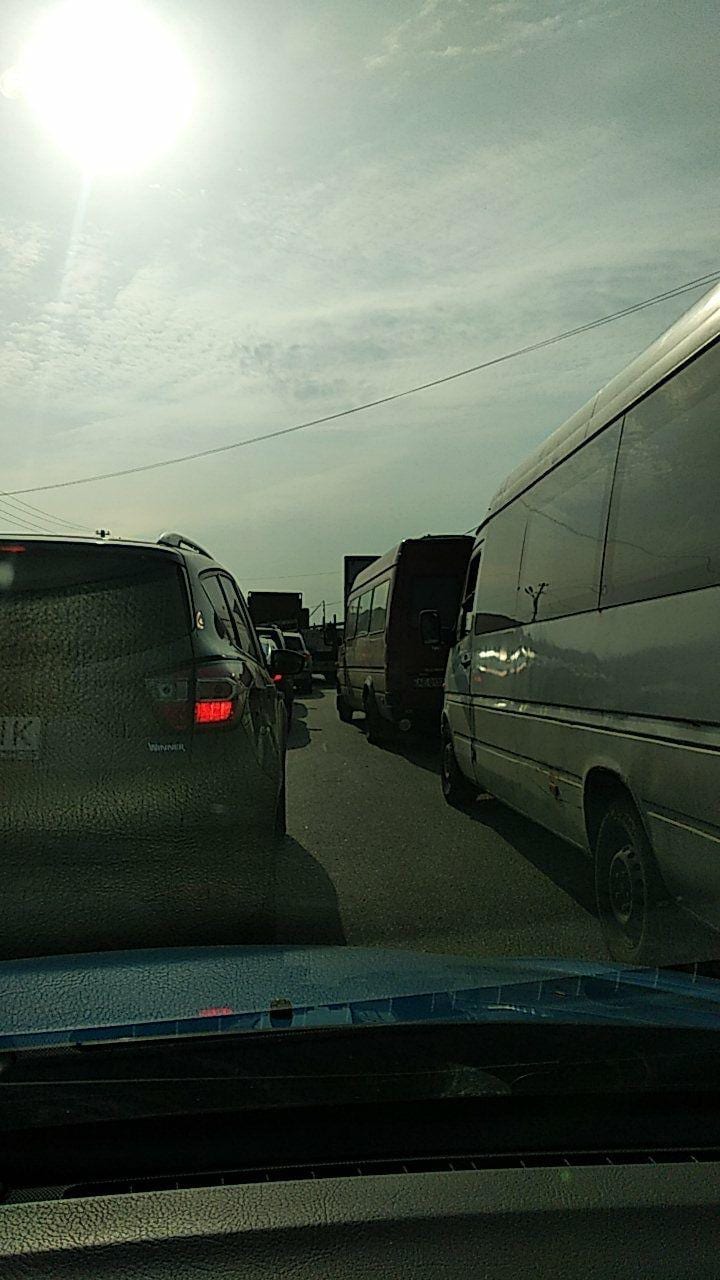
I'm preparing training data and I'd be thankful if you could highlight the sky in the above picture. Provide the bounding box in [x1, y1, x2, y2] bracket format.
[0, 0, 718, 613]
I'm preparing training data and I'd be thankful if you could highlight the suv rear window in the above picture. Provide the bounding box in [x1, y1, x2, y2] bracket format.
[0, 544, 190, 669]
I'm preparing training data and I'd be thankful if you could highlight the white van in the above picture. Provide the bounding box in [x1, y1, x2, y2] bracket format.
[435, 284, 720, 966]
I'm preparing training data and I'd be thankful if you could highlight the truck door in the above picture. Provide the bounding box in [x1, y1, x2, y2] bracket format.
[445, 547, 481, 780]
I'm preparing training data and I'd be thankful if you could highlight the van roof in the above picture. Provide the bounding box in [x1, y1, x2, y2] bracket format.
[484, 280, 720, 523]
[350, 534, 472, 594]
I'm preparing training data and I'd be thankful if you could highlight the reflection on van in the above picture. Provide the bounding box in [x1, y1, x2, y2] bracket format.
[441, 283, 720, 968]
[337, 535, 472, 743]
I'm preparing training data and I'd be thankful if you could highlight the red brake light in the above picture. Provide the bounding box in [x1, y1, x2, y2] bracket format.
[272, 673, 283, 684]
[0, 545, 26, 553]
[195, 698, 234, 725]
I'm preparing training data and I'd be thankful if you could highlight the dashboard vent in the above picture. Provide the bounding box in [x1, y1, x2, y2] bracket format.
[56, 1147, 720, 1201]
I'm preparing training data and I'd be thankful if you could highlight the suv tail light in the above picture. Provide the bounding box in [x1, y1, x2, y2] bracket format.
[195, 698, 234, 724]
[148, 664, 247, 732]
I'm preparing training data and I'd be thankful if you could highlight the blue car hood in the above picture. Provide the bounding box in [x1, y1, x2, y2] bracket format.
[1, 946, 720, 1049]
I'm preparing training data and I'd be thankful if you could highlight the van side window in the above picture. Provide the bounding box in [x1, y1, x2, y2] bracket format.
[369, 579, 390, 633]
[345, 596, 360, 641]
[604, 340, 720, 607]
[357, 589, 373, 635]
[474, 503, 526, 634]
[515, 421, 621, 623]
[458, 552, 481, 638]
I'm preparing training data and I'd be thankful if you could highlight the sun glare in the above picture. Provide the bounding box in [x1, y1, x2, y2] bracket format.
[16, 0, 194, 174]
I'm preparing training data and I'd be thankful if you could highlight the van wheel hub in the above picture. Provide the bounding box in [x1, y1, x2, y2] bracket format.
[608, 844, 644, 938]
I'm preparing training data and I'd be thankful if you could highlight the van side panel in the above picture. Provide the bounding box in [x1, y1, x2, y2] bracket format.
[469, 591, 720, 925]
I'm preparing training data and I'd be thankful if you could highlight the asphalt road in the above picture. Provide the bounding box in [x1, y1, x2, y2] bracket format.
[283, 679, 607, 962]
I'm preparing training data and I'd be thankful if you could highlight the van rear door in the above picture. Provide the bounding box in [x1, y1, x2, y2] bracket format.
[0, 541, 194, 841]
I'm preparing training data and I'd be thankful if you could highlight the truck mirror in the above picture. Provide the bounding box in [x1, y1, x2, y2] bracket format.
[419, 610, 442, 647]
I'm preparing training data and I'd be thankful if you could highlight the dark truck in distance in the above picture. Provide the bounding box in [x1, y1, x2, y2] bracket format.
[305, 621, 341, 684]
[247, 591, 310, 631]
[337, 535, 473, 741]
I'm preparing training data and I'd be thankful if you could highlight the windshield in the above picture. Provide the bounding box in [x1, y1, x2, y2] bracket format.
[1, 0, 719, 1107]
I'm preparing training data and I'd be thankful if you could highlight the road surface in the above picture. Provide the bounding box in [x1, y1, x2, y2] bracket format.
[283, 680, 606, 961]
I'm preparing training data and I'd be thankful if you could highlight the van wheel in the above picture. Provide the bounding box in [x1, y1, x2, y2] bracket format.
[364, 692, 392, 745]
[336, 693, 353, 723]
[594, 795, 676, 965]
[441, 729, 477, 809]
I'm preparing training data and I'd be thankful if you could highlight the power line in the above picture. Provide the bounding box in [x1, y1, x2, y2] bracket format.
[0, 501, 56, 534]
[0, 492, 95, 533]
[245, 569, 338, 583]
[4, 268, 718, 498]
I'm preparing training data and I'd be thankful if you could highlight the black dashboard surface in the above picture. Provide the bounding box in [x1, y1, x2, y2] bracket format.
[1, 1160, 717, 1278]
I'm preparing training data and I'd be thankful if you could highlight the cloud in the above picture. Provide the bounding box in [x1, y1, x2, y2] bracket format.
[365, 0, 612, 69]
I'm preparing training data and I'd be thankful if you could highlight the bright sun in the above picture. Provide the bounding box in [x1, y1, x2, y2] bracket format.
[16, 0, 194, 174]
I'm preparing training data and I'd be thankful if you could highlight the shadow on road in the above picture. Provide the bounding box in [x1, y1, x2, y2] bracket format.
[352, 716, 597, 919]
[300, 682, 325, 700]
[467, 798, 598, 917]
[288, 701, 315, 750]
[352, 717, 441, 777]
[273, 835, 346, 945]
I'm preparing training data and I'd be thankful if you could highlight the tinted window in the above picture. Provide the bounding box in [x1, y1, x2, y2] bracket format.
[218, 576, 255, 654]
[357, 589, 373, 635]
[604, 342, 720, 606]
[283, 635, 305, 651]
[345, 596, 360, 641]
[474, 502, 526, 633]
[515, 422, 620, 623]
[200, 573, 234, 642]
[409, 575, 463, 628]
[369, 579, 390, 633]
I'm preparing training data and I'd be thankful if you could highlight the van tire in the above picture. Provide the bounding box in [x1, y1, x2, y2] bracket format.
[337, 693, 354, 723]
[594, 795, 676, 965]
[441, 729, 477, 809]
[364, 691, 393, 745]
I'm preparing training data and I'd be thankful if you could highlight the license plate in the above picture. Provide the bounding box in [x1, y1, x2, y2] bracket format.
[0, 716, 41, 759]
[414, 677, 444, 688]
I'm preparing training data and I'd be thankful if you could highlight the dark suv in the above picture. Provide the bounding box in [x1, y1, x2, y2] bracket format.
[0, 532, 302, 958]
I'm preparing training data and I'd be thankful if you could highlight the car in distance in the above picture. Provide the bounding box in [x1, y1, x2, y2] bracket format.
[0, 531, 303, 960]
[281, 630, 313, 694]
[436, 284, 720, 968]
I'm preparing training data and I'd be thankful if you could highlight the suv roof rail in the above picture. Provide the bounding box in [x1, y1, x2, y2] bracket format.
[158, 531, 212, 558]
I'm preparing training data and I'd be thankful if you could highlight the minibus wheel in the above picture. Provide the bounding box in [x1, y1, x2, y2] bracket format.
[440, 727, 477, 809]
[594, 795, 672, 965]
